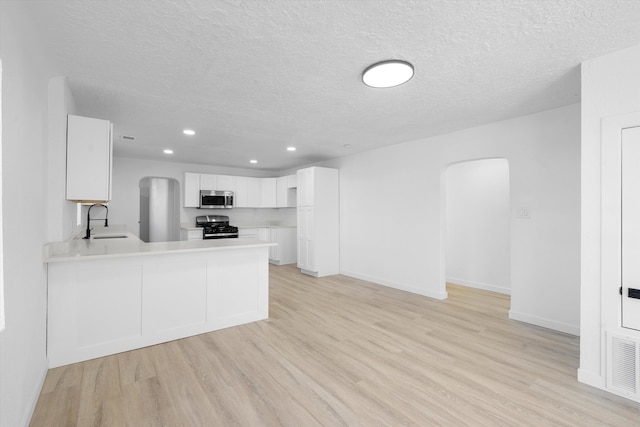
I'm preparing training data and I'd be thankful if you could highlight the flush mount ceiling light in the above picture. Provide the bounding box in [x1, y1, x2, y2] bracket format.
[286, 146, 296, 152]
[362, 60, 414, 88]
[163, 149, 174, 154]
[183, 129, 195, 136]
[249, 159, 258, 164]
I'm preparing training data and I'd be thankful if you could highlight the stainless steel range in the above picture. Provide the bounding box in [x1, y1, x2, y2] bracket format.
[195, 215, 239, 239]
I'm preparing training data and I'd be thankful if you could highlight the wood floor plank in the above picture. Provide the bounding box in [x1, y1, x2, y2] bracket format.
[30, 265, 640, 426]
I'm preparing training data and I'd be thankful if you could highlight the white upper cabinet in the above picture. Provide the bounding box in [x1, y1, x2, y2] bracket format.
[217, 175, 236, 192]
[261, 178, 277, 208]
[66, 114, 113, 202]
[277, 175, 297, 207]
[200, 174, 217, 190]
[287, 174, 297, 189]
[184, 173, 201, 208]
[200, 174, 236, 192]
[235, 176, 248, 207]
[296, 168, 315, 207]
[184, 173, 292, 209]
[246, 177, 262, 207]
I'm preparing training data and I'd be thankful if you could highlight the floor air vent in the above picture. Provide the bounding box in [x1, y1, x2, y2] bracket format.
[607, 332, 640, 398]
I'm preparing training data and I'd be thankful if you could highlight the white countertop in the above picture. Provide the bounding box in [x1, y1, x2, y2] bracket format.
[180, 225, 200, 231]
[236, 224, 297, 228]
[44, 226, 275, 263]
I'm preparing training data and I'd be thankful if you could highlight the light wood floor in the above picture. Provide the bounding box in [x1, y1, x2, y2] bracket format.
[31, 264, 640, 426]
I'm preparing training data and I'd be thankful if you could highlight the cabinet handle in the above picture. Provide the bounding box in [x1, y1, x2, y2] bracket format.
[629, 288, 640, 299]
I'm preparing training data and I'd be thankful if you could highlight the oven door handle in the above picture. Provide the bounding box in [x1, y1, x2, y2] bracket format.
[204, 232, 238, 238]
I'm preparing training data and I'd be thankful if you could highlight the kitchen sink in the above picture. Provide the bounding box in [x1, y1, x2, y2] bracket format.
[93, 235, 128, 239]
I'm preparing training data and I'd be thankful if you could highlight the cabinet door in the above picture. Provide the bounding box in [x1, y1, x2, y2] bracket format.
[66, 115, 112, 202]
[272, 227, 297, 265]
[276, 176, 296, 208]
[200, 174, 217, 191]
[287, 174, 297, 189]
[297, 207, 315, 271]
[297, 168, 314, 206]
[247, 177, 262, 207]
[276, 176, 288, 208]
[184, 173, 201, 207]
[238, 227, 257, 239]
[184, 229, 203, 240]
[257, 227, 270, 242]
[269, 228, 277, 260]
[235, 176, 248, 207]
[261, 178, 277, 208]
[217, 175, 236, 192]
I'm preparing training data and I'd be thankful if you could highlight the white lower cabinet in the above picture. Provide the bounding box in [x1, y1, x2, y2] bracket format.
[180, 227, 203, 241]
[269, 227, 297, 265]
[238, 226, 297, 265]
[297, 207, 315, 272]
[238, 227, 262, 239]
[46, 247, 269, 368]
[257, 227, 271, 242]
[143, 258, 207, 335]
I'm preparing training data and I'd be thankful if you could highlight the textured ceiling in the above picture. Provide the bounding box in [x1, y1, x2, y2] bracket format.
[19, 0, 640, 171]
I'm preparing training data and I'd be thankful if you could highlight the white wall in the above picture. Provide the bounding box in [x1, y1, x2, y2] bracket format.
[579, 44, 640, 390]
[47, 77, 78, 241]
[446, 159, 510, 294]
[0, 3, 62, 426]
[322, 103, 581, 335]
[110, 157, 296, 237]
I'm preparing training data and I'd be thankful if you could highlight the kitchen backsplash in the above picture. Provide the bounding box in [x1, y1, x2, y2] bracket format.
[182, 207, 297, 227]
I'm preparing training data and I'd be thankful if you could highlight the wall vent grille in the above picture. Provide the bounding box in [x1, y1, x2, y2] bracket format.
[607, 332, 640, 398]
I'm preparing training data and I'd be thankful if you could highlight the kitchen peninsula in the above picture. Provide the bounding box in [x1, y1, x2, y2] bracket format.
[44, 227, 274, 368]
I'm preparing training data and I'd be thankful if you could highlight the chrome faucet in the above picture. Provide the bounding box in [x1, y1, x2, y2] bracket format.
[83, 203, 109, 239]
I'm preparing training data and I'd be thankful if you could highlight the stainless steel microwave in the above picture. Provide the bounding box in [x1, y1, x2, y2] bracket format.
[199, 190, 234, 209]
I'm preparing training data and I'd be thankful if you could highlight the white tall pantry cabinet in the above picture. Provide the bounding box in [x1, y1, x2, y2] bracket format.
[297, 167, 339, 277]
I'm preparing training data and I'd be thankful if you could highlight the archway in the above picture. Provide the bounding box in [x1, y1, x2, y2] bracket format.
[444, 158, 511, 297]
[139, 177, 180, 242]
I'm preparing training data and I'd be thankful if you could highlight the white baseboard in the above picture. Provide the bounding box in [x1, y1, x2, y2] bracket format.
[446, 276, 510, 295]
[509, 309, 580, 336]
[340, 270, 448, 300]
[20, 357, 48, 427]
[577, 368, 605, 390]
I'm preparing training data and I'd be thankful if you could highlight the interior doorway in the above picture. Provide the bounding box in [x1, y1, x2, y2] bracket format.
[621, 126, 640, 331]
[445, 158, 511, 296]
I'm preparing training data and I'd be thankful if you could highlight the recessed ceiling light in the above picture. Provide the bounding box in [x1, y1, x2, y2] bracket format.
[286, 146, 296, 152]
[343, 144, 352, 149]
[362, 60, 414, 88]
[183, 129, 195, 136]
[250, 159, 258, 164]
[163, 149, 174, 154]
